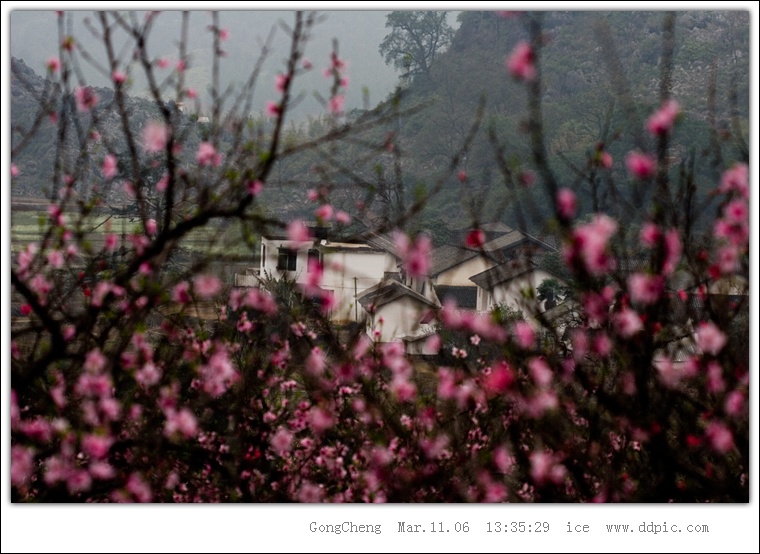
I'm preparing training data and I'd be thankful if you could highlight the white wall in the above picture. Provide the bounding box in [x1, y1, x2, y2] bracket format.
[322, 250, 394, 323]
[259, 238, 396, 323]
[435, 256, 495, 287]
[366, 296, 428, 344]
[478, 269, 556, 315]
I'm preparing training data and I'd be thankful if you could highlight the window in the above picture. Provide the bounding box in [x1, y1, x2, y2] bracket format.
[307, 249, 321, 272]
[277, 248, 297, 271]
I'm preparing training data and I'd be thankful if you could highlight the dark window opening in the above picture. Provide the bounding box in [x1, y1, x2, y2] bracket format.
[307, 249, 321, 272]
[277, 248, 297, 271]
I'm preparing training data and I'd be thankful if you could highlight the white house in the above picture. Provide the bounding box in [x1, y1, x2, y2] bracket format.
[253, 226, 399, 323]
[468, 259, 562, 315]
[356, 279, 440, 352]
[421, 224, 556, 311]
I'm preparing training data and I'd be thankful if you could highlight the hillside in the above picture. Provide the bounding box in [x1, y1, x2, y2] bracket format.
[11, 11, 749, 238]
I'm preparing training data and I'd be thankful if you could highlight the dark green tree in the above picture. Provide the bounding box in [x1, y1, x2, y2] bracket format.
[379, 11, 454, 82]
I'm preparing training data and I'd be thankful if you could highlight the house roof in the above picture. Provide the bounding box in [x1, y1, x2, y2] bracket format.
[429, 244, 504, 277]
[356, 280, 440, 311]
[361, 231, 400, 258]
[429, 228, 555, 277]
[468, 259, 537, 290]
[449, 221, 515, 233]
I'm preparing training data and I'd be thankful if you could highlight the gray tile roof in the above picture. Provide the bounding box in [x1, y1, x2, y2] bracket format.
[429, 228, 554, 277]
[356, 280, 439, 310]
[469, 259, 536, 290]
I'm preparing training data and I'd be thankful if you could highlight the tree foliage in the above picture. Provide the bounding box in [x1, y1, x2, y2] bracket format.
[379, 11, 454, 81]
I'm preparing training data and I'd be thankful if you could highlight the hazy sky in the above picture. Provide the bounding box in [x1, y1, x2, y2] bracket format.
[9, 8, 460, 121]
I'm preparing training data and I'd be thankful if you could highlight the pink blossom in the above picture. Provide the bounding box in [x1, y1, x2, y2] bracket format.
[275, 73, 289, 93]
[142, 121, 170, 153]
[506, 41, 536, 81]
[640, 222, 660, 247]
[270, 428, 294, 456]
[425, 334, 442, 354]
[176, 60, 187, 71]
[47, 249, 64, 268]
[724, 390, 745, 416]
[394, 232, 432, 279]
[723, 199, 748, 224]
[695, 321, 727, 355]
[186, 87, 197, 99]
[593, 332, 612, 357]
[297, 481, 324, 503]
[11, 163, 20, 177]
[654, 356, 685, 388]
[82, 434, 112, 459]
[512, 321, 536, 349]
[706, 361, 725, 393]
[457, 170, 467, 182]
[74, 86, 99, 112]
[718, 163, 749, 198]
[302, 58, 313, 70]
[135, 361, 162, 387]
[556, 188, 577, 219]
[200, 347, 239, 397]
[123, 180, 136, 197]
[266, 101, 281, 118]
[29, 274, 53, 305]
[627, 273, 663, 305]
[46, 57, 60, 72]
[625, 151, 656, 180]
[112, 70, 127, 84]
[101, 154, 118, 179]
[612, 308, 644, 338]
[519, 170, 536, 186]
[20, 418, 53, 442]
[126, 473, 153, 502]
[564, 214, 617, 276]
[484, 361, 514, 395]
[305, 347, 327, 376]
[527, 357, 552, 388]
[335, 210, 352, 225]
[193, 274, 221, 298]
[465, 229, 485, 248]
[315, 203, 334, 222]
[328, 94, 345, 114]
[646, 99, 680, 135]
[90, 462, 116, 480]
[67, 469, 92, 494]
[171, 281, 191, 304]
[530, 451, 566, 485]
[287, 220, 311, 242]
[164, 408, 198, 439]
[145, 218, 157, 236]
[705, 421, 733, 453]
[84, 348, 107, 374]
[598, 151, 613, 169]
[219, 28, 229, 41]
[662, 229, 681, 275]
[309, 407, 334, 433]
[196, 142, 223, 167]
[248, 180, 263, 196]
[156, 57, 170, 69]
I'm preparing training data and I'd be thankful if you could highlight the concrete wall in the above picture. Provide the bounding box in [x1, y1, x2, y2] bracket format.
[367, 295, 428, 344]
[478, 269, 556, 315]
[435, 256, 495, 287]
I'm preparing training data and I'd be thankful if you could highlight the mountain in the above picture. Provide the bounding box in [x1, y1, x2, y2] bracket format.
[11, 11, 750, 239]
